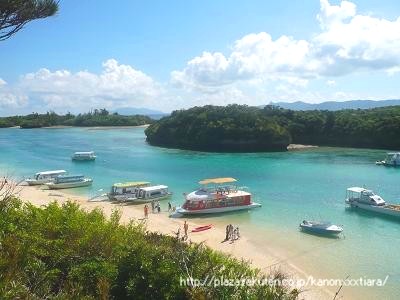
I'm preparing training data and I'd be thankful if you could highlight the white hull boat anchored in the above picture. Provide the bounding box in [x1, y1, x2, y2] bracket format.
[346, 187, 400, 218]
[108, 181, 150, 202]
[46, 175, 93, 189]
[174, 177, 261, 216]
[133, 185, 172, 203]
[376, 152, 400, 167]
[300, 220, 343, 236]
[72, 151, 96, 161]
[176, 202, 261, 215]
[25, 170, 67, 185]
[108, 182, 171, 203]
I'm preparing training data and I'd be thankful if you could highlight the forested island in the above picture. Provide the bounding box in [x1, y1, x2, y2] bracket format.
[145, 104, 400, 152]
[0, 109, 153, 128]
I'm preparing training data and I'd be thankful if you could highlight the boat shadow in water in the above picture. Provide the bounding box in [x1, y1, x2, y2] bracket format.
[299, 229, 343, 239]
[344, 206, 400, 224]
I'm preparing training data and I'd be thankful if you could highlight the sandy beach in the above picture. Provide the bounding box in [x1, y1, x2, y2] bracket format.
[287, 144, 319, 151]
[15, 184, 334, 300]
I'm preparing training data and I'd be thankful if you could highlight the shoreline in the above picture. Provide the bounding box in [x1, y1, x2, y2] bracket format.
[287, 144, 319, 151]
[16, 184, 334, 300]
[43, 124, 151, 129]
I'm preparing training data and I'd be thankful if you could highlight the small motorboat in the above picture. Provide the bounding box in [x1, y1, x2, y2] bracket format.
[191, 224, 212, 233]
[299, 220, 343, 236]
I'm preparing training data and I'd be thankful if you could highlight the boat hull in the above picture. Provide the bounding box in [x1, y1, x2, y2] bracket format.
[26, 179, 51, 186]
[300, 225, 342, 235]
[347, 200, 400, 218]
[175, 202, 261, 215]
[72, 157, 96, 161]
[46, 179, 93, 189]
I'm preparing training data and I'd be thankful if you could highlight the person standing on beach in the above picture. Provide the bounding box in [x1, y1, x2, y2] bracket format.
[184, 220, 189, 239]
[144, 205, 149, 218]
[225, 224, 230, 241]
[151, 200, 155, 213]
[168, 201, 172, 212]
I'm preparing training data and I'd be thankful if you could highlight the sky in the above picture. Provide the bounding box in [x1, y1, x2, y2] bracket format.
[1, 0, 400, 115]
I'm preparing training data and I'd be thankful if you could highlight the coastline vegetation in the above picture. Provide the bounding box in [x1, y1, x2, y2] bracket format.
[0, 109, 153, 128]
[145, 105, 291, 152]
[145, 104, 400, 152]
[0, 195, 299, 299]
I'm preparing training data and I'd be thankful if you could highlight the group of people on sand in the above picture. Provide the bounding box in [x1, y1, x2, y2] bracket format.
[225, 224, 240, 242]
[175, 220, 189, 241]
[151, 200, 161, 213]
[143, 200, 161, 218]
[144, 201, 175, 218]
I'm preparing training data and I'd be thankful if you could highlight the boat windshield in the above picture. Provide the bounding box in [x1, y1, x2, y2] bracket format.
[200, 184, 238, 194]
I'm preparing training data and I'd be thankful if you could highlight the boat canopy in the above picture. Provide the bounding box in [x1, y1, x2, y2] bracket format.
[74, 151, 95, 155]
[347, 187, 368, 193]
[140, 185, 168, 192]
[35, 170, 66, 176]
[55, 174, 85, 183]
[113, 181, 150, 188]
[199, 177, 237, 185]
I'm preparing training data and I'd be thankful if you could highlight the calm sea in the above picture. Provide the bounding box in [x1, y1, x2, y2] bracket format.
[1, 127, 399, 299]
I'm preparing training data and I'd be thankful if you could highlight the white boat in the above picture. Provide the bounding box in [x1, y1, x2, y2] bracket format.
[25, 170, 67, 185]
[346, 187, 400, 218]
[72, 151, 96, 161]
[133, 185, 172, 203]
[299, 220, 343, 235]
[175, 177, 261, 215]
[376, 152, 400, 167]
[45, 175, 93, 189]
[108, 181, 151, 201]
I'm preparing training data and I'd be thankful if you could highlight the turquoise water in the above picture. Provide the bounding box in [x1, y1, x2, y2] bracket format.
[1, 127, 400, 299]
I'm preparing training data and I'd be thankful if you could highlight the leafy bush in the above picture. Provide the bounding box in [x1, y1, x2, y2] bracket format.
[0, 198, 299, 299]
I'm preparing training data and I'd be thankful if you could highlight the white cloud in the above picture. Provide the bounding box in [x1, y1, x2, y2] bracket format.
[171, 33, 317, 91]
[172, 0, 400, 91]
[17, 59, 162, 111]
[326, 80, 336, 86]
[0, 91, 28, 109]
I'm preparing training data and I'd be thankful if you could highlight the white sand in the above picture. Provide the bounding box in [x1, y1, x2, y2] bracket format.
[287, 144, 319, 151]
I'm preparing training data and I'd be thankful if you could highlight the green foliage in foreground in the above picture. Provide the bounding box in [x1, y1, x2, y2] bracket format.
[0, 109, 153, 128]
[146, 104, 400, 152]
[0, 198, 298, 300]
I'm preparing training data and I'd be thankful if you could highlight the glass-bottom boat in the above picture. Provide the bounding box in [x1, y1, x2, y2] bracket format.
[108, 181, 150, 201]
[175, 177, 261, 215]
[25, 170, 67, 185]
[45, 175, 93, 189]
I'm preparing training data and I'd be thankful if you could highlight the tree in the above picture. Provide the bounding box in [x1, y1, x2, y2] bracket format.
[0, 0, 58, 41]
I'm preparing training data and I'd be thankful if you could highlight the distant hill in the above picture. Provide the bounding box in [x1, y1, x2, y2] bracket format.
[269, 99, 400, 111]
